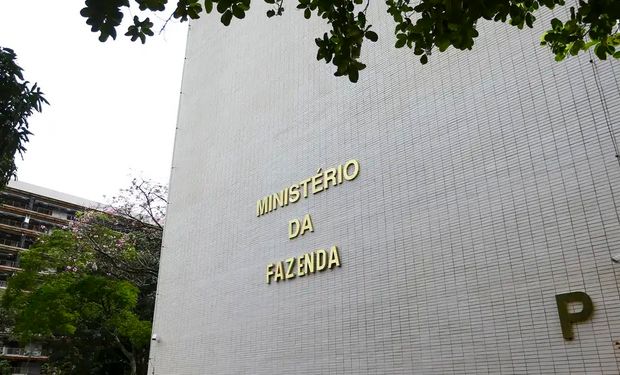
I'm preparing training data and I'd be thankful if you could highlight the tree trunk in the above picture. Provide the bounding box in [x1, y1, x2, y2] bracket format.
[129, 355, 137, 375]
[113, 333, 137, 375]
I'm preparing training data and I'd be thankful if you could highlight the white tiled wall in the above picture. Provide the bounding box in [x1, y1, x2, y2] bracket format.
[149, 3, 620, 374]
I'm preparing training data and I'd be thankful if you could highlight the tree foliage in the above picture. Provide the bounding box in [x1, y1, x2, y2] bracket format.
[0, 360, 10, 375]
[2, 178, 167, 375]
[3, 235, 151, 374]
[80, 0, 620, 82]
[0, 47, 48, 187]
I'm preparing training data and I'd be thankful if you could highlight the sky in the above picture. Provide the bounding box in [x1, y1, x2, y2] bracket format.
[0, 1, 188, 202]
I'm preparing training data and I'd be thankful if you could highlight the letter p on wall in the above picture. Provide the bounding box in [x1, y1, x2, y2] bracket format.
[555, 292, 594, 340]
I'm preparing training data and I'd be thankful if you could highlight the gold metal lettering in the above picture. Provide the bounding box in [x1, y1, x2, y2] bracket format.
[266, 246, 341, 285]
[311, 168, 324, 194]
[274, 262, 284, 282]
[343, 159, 360, 181]
[323, 168, 337, 189]
[289, 184, 300, 203]
[272, 191, 284, 209]
[256, 160, 359, 217]
[336, 164, 343, 184]
[266, 264, 275, 284]
[288, 214, 314, 240]
[285, 258, 296, 279]
[556, 292, 594, 340]
[327, 245, 341, 269]
[297, 256, 305, 277]
[256, 197, 270, 217]
[301, 214, 314, 236]
[288, 218, 300, 239]
[300, 178, 311, 198]
[304, 252, 315, 274]
[316, 249, 327, 271]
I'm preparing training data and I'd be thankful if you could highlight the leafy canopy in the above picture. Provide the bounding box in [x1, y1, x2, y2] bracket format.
[0, 47, 48, 187]
[80, 0, 620, 82]
[2, 224, 155, 375]
[2, 230, 151, 349]
[2, 178, 166, 375]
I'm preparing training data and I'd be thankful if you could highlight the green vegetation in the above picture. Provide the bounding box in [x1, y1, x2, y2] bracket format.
[0, 47, 48, 188]
[2, 179, 167, 375]
[80, 0, 620, 82]
[0, 360, 10, 375]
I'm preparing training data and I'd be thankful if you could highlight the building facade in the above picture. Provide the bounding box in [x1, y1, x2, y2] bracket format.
[0, 181, 98, 375]
[149, 3, 620, 374]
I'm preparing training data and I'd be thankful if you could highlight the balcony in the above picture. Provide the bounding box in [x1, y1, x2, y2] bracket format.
[34, 207, 52, 216]
[0, 347, 48, 361]
[0, 259, 20, 272]
[0, 218, 45, 238]
[1, 199, 27, 209]
[0, 218, 23, 228]
[0, 239, 25, 254]
[0, 203, 69, 226]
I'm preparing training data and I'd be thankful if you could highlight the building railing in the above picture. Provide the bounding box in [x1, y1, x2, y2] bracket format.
[0, 217, 24, 228]
[34, 207, 53, 215]
[0, 347, 46, 357]
[0, 218, 47, 234]
[0, 260, 18, 268]
[1, 199, 27, 209]
[27, 224, 48, 233]
[0, 238, 21, 248]
[0, 203, 71, 229]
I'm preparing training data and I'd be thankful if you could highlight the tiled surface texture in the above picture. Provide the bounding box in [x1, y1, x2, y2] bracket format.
[149, 3, 620, 374]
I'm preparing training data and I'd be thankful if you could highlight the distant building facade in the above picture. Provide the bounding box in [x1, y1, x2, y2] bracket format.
[149, 4, 620, 374]
[0, 181, 98, 375]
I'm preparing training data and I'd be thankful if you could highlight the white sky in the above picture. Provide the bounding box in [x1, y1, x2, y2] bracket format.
[0, 1, 188, 202]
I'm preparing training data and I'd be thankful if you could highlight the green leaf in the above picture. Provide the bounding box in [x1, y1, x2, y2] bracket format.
[365, 30, 378, 42]
[525, 13, 535, 28]
[348, 68, 359, 83]
[232, 5, 245, 19]
[216, 1, 227, 14]
[205, 0, 213, 13]
[594, 44, 607, 60]
[550, 18, 562, 30]
[569, 39, 584, 55]
[221, 10, 233, 25]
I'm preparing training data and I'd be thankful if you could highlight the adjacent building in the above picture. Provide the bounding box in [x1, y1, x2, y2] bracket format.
[0, 181, 98, 375]
[149, 3, 620, 374]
